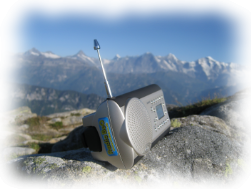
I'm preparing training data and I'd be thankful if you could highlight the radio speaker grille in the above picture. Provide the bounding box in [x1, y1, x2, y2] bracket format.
[125, 98, 152, 155]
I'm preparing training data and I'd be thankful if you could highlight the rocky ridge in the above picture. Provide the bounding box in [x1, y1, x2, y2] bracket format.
[1, 107, 95, 159]
[3, 89, 251, 188]
[10, 83, 105, 116]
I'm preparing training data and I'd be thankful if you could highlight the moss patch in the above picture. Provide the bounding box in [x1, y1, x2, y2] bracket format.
[237, 159, 251, 175]
[173, 181, 180, 189]
[48, 163, 58, 170]
[70, 113, 81, 116]
[225, 163, 233, 177]
[171, 119, 182, 128]
[31, 134, 54, 141]
[82, 166, 92, 174]
[49, 121, 63, 130]
[34, 157, 46, 166]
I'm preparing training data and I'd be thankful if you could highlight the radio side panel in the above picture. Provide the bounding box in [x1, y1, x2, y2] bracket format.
[107, 100, 135, 169]
[90, 101, 126, 169]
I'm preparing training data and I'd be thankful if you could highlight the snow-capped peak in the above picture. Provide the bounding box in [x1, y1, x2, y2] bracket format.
[73, 50, 88, 59]
[167, 53, 178, 61]
[206, 56, 214, 61]
[41, 51, 60, 59]
[76, 50, 85, 56]
[25, 48, 41, 56]
[113, 54, 121, 60]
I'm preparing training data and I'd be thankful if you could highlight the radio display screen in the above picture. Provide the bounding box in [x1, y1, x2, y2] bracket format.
[156, 104, 164, 120]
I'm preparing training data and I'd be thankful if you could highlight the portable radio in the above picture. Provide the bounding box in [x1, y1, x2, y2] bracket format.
[81, 39, 171, 169]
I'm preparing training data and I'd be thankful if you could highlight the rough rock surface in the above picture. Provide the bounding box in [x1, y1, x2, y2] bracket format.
[2, 147, 35, 156]
[171, 115, 250, 142]
[170, 115, 233, 138]
[200, 93, 251, 133]
[1, 107, 96, 161]
[46, 108, 95, 119]
[46, 108, 95, 126]
[6, 89, 250, 187]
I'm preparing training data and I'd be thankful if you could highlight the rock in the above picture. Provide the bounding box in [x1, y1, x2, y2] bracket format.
[17, 133, 32, 141]
[45, 108, 95, 126]
[171, 115, 250, 142]
[6, 90, 250, 186]
[170, 115, 233, 138]
[9, 115, 244, 185]
[200, 88, 251, 143]
[49, 136, 67, 144]
[47, 117, 62, 124]
[51, 126, 87, 152]
[46, 108, 95, 119]
[22, 139, 41, 144]
[2, 147, 35, 160]
[0, 131, 14, 140]
[61, 115, 83, 126]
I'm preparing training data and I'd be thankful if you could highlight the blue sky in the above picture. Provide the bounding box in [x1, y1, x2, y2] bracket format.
[19, 12, 236, 63]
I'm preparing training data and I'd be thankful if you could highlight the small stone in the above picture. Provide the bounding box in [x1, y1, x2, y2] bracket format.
[51, 117, 62, 123]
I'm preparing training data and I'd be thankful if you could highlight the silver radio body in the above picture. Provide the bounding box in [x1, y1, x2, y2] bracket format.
[82, 84, 170, 169]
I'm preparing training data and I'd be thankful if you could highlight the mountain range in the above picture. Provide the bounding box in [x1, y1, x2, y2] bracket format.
[11, 48, 244, 106]
[10, 83, 105, 116]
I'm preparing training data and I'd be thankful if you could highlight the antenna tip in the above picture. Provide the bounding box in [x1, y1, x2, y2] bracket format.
[94, 39, 100, 50]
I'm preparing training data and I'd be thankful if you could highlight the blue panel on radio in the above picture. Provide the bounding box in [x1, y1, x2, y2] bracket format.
[98, 117, 118, 156]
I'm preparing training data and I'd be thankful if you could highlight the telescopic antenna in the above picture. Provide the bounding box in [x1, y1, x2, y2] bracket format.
[94, 39, 113, 98]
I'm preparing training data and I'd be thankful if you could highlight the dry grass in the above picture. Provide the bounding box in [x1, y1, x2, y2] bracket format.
[49, 121, 63, 130]
[0, 117, 48, 131]
[168, 95, 227, 119]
